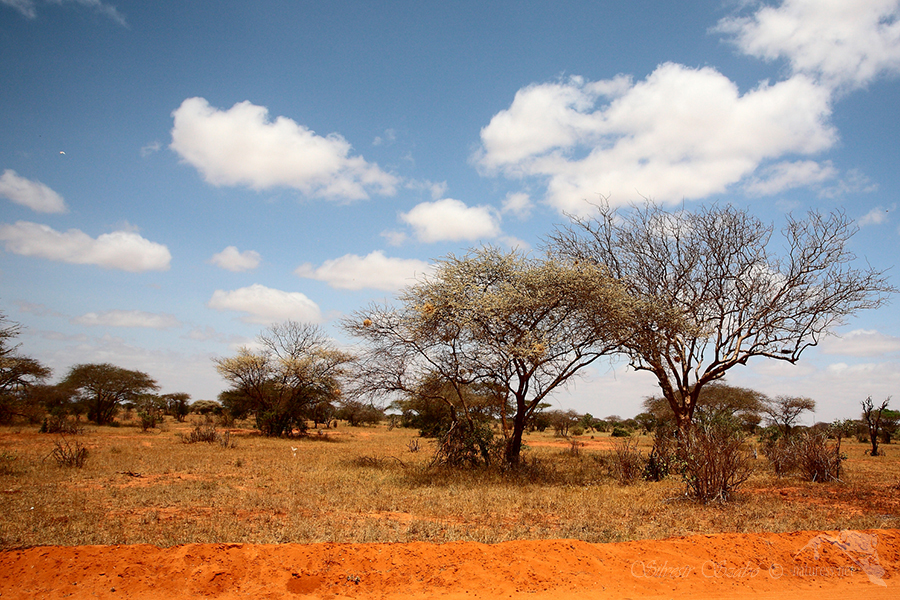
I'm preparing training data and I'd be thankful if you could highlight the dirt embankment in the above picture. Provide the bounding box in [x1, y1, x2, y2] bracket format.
[1, 529, 898, 599]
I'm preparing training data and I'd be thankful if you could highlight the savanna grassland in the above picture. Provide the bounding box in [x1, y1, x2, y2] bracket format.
[1, 417, 899, 550]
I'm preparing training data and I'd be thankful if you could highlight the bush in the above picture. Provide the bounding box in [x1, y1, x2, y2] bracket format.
[611, 426, 631, 437]
[430, 419, 503, 468]
[39, 415, 83, 435]
[680, 416, 753, 503]
[610, 437, 645, 485]
[796, 431, 844, 482]
[762, 435, 798, 477]
[48, 436, 88, 468]
[180, 423, 234, 448]
[643, 426, 678, 482]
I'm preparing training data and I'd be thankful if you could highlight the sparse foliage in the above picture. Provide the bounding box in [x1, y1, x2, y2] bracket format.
[679, 415, 753, 503]
[763, 396, 816, 437]
[861, 396, 891, 456]
[48, 436, 88, 468]
[550, 201, 894, 433]
[344, 247, 634, 467]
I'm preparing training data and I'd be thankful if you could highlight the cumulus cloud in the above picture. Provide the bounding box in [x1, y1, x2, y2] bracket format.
[0, 221, 171, 272]
[210, 246, 261, 272]
[73, 310, 180, 329]
[501, 192, 533, 219]
[400, 198, 501, 243]
[0, 170, 67, 213]
[295, 251, 432, 291]
[717, 0, 900, 91]
[476, 65, 836, 213]
[170, 97, 398, 201]
[207, 284, 322, 324]
[2, 0, 127, 25]
[820, 329, 900, 356]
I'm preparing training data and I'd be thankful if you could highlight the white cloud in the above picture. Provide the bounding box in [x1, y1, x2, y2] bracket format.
[73, 310, 180, 329]
[858, 204, 896, 226]
[717, 0, 900, 91]
[380, 230, 408, 246]
[0, 221, 171, 272]
[820, 329, 900, 356]
[3, 0, 127, 25]
[400, 198, 501, 243]
[295, 251, 432, 291]
[210, 246, 261, 272]
[744, 160, 838, 196]
[170, 97, 398, 200]
[207, 284, 322, 324]
[476, 65, 836, 214]
[501, 192, 533, 219]
[0, 170, 67, 213]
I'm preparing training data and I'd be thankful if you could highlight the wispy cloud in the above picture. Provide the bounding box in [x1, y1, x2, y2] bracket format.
[0, 221, 171, 272]
[0, 170, 67, 213]
[3, 0, 127, 26]
[73, 310, 180, 329]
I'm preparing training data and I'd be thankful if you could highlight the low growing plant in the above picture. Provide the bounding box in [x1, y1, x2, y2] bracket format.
[48, 436, 88, 468]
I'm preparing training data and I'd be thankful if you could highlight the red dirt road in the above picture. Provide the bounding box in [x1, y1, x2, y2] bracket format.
[2, 529, 897, 599]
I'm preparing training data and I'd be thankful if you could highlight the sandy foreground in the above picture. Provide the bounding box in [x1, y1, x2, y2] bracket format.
[1, 529, 897, 599]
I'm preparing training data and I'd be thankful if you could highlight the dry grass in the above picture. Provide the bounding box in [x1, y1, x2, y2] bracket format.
[0, 419, 898, 549]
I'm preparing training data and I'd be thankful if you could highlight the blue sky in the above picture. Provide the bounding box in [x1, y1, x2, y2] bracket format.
[2, 0, 899, 423]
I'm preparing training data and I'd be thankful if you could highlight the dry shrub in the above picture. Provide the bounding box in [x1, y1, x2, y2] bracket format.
[610, 437, 644, 485]
[0, 450, 17, 475]
[643, 426, 678, 482]
[762, 434, 798, 477]
[180, 424, 235, 448]
[39, 415, 83, 435]
[796, 431, 844, 482]
[48, 436, 88, 468]
[680, 417, 752, 503]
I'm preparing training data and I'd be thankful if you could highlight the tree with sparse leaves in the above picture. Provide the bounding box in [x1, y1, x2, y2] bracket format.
[214, 321, 353, 437]
[762, 395, 816, 437]
[344, 247, 634, 466]
[861, 396, 892, 456]
[60, 363, 159, 425]
[550, 201, 895, 434]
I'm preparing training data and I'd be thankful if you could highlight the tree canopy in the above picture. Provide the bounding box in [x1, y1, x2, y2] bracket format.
[214, 321, 352, 436]
[549, 201, 894, 432]
[345, 246, 634, 465]
[60, 363, 159, 425]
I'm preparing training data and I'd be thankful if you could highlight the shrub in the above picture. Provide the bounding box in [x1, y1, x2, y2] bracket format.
[180, 423, 235, 448]
[430, 419, 503, 468]
[643, 426, 678, 482]
[0, 450, 17, 475]
[610, 437, 645, 485]
[611, 426, 631, 438]
[39, 415, 83, 435]
[796, 431, 844, 482]
[48, 436, 88, 468]
[680, 416, 753, 503]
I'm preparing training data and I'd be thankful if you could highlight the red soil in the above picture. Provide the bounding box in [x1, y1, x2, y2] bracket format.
[2, 529, 897, 599]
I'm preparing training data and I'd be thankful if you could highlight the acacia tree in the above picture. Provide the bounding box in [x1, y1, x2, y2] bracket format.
[0, 311, 51, 423]
[60, 363, 159, 425]
[344, 247, 634, 466]
[214, 321, 352, 437]
[549, 201, 895, 434]
[762, 396, 816, 437]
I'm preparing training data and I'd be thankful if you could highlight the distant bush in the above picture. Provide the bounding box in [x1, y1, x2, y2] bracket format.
[39, 415, 83, 435]
[610, 437, 644, 485]
[180, 424, 234, 448]
[611, 426, 631, 438]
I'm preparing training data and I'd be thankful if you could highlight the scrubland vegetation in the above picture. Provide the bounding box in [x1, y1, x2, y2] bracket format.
[1, 414, 898, 549]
